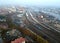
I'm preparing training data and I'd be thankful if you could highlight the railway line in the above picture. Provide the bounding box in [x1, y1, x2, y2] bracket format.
[24, 10, 60, 43]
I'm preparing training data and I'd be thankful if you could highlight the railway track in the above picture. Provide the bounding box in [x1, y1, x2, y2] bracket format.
[25, 11, 60, 43]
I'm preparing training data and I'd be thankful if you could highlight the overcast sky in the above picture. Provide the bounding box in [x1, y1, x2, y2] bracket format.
[0, 0, 60, 7]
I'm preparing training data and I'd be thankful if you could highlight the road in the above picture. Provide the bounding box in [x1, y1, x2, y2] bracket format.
[24, 9, 60, 43]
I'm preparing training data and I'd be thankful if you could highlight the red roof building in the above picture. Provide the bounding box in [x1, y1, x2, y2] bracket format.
[11, 37, 25, 43]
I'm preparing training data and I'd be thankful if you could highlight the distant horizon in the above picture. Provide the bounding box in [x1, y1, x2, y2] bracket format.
[0, 0, 60, 7]
[0, 5, 60, 8]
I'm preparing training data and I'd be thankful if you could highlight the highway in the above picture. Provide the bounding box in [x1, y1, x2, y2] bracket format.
[24, 9, 60, 43]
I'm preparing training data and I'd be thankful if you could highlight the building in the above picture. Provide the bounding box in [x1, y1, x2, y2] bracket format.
[11, 37, 25, 43]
